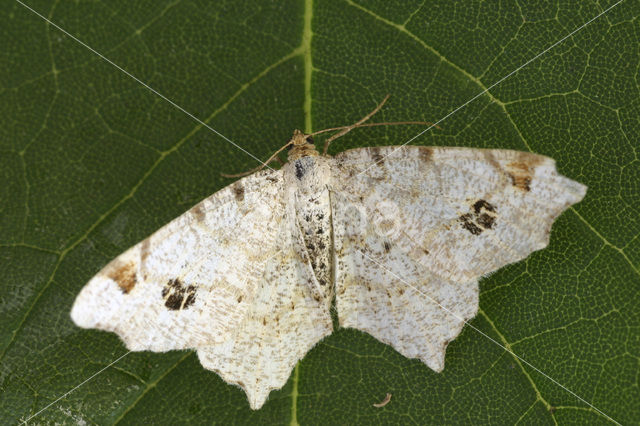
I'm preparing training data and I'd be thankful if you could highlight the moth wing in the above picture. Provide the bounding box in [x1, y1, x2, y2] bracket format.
[71, 169, 286, 352]
[330, 146, 586, 370]
[71, 168, 333, 409]
[197, 203, 333, 409]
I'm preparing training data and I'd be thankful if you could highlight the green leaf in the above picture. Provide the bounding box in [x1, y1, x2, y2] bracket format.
[2, 0, 638, 424]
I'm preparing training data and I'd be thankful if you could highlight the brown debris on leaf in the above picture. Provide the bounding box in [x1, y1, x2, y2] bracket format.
[373, 393, 392, 408]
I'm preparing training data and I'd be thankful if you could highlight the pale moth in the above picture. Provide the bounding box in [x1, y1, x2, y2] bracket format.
[71, 98, 586, 409]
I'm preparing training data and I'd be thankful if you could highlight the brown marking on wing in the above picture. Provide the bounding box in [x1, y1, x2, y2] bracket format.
[107, 261, 137, 294]
[140, 238, 151, 269]
[483, 151, 503, 173]
[232, 183, 245, 202]
[191, 203, 206, 222]
[507, 173, 532, 191]
[418, 147, 433, 163]
[483, 151, 534, 191]
[370, 147, 384, 166]
[505, 155, 544, 192]
[516, 151, 545, 167]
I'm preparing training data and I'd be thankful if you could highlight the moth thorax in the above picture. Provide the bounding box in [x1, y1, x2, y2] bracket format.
[288, 144, 319, 161]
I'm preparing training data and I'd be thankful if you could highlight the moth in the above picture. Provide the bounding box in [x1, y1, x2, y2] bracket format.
[71, 101, 586, 409]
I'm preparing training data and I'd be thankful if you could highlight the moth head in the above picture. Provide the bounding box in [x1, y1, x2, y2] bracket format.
[290, 129, 314, 148]
[287, 130, 318, 160]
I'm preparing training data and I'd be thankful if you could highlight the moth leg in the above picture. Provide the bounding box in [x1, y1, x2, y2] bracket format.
[273, 155, 285, 166]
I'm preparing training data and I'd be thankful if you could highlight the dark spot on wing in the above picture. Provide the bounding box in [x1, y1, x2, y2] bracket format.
[459, 214, 483, 235]
[295, 161, 306, 180]
[232, 183, 245, 201]
[183, 287, 196, 308]
[459, 199, 498, 235]
[237, 295, 243, 303]
[162, 278, 197, 310]
[477, 213, 495, 229]
[164, 293, 183, 310]
[473, 199, 495, 213]
[370, 147, 384, 166]
[383, 241, 391, 253]
[107, 261, 137, 294]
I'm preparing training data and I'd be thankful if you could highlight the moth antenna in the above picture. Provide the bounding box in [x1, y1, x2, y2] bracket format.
[223, 95, 439, 178]
[312, 120, 441, 136]
[308, 95, 440, 154]
[320, 94, 389, 154]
